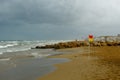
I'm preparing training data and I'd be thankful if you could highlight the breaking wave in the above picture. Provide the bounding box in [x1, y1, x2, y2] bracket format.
[0, 40, 71, 54]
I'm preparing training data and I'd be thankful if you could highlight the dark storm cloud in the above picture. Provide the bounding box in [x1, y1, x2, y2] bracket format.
[0, 0, 120, 40]
[0, 0, 79, 25]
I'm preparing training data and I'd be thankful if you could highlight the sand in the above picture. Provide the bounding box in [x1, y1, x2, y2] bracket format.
[38, 46, 120, 80]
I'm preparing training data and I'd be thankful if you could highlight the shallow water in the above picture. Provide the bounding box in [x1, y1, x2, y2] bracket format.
[0, 57, 69, 80]
[0, 48, 70, 80]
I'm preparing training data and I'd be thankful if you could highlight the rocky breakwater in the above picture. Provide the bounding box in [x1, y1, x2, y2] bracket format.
[93, 36, 120, 46]
[35, 40, 89, 49]
[93, 41, 120, 47]
[34, 41, 120, 49]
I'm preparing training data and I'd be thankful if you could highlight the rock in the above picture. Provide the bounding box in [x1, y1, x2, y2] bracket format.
[100, 42, 107, 46]
[93, 42, 101, 47]
[33, 39, 120, 49]
[33, 40, 89, 49]
[35, 46, 41, 49]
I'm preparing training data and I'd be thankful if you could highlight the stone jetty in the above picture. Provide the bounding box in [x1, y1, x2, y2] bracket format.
[34, 35, 120, 49]
[35, 40, 89, 49]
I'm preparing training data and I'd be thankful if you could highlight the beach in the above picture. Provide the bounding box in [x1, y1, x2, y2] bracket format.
[38, 46, 120, 80]
[0, 48, 70, 80]
[1, 42, 120, 80]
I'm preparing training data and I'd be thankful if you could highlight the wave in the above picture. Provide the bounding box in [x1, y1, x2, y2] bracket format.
[0, 41, 18, 49]
[0, 58, 10, 61]
[0, 44, 18, 49]
[0, 40, 71, 54]
[31, 52, 51, 58]
[0, 52, 3, 55]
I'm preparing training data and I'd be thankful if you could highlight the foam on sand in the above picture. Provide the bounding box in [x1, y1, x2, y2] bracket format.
[0, 58, 10, 61]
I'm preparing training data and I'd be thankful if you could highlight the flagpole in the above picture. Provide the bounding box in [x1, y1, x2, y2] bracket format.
[88, 34, 94, 54]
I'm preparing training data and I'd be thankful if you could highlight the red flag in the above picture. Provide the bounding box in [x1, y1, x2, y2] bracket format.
[89, 35, 93, 39]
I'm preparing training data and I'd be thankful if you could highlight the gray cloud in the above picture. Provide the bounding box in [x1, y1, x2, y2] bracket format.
[0, 0, 120, 40]
[0, 0, 78, 25]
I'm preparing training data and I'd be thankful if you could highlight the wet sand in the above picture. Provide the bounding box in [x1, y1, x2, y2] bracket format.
[38, 47, 120, 80]
[0, 49, 70, 80]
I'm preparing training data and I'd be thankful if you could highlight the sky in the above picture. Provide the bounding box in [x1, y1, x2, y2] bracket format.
[0, 0, 120, 40]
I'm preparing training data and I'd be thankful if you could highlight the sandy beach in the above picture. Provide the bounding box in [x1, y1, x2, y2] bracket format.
[38, 46, 120, 80]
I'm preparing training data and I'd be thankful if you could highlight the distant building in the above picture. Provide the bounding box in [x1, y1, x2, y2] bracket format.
[94, 35, 120, 43]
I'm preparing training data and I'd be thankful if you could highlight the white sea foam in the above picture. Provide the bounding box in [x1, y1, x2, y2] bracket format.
[6, 48, 31, 53]
[0, 40, 71, 54]
[0, 45, 8, 48]
[0, 52, 3, 55]
[31, 53, 39, 57]
[0, 58, 10, 61]
[0, 44, 18, 49]
[31, 53, 50, 58]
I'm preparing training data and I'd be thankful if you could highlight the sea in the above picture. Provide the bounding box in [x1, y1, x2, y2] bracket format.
[0, 40, 71, 55]
[0, 40, 71, 80]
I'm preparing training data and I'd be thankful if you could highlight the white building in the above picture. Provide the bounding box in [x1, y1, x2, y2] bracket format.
[94, 35, 120, 43]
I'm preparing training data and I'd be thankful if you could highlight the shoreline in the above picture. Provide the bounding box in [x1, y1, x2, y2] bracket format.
[0, 49, 70, 80]
[38, 46, 120, 80]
